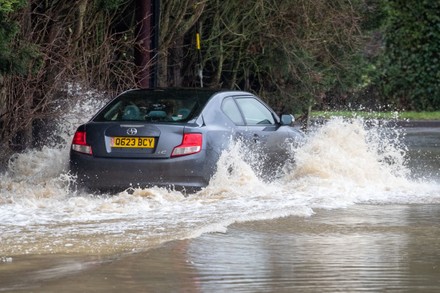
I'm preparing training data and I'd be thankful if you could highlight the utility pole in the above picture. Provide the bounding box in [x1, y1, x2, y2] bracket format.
[135, 0, 159, 88]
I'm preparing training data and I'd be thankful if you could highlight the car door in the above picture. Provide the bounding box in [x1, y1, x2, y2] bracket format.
[221, 95, 290, 177]
[234, 96, 277, 143]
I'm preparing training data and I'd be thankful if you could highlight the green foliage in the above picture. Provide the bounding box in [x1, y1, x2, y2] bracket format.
[380, 0, 440, 110]
[0, 0, 25, 14]
[0, 0, 32, 76]
[0, 23, 39, 75]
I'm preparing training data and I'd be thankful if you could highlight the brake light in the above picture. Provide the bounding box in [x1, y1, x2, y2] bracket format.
[71, 130, 93, 155]
[171, 133, 202, 157]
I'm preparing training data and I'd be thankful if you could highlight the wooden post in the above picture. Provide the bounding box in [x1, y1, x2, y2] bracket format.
[135, 0, 159, 88]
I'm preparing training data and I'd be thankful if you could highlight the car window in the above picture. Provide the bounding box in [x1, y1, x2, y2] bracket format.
[235, 97, 275, 125]
[94, 89, 213, 123]
[222, 98, 244, 125]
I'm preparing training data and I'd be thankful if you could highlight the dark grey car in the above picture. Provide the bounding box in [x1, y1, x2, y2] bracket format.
[69, 88, 303, 193]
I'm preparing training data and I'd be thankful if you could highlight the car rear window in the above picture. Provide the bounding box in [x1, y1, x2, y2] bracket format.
[93, 89, 215, 123]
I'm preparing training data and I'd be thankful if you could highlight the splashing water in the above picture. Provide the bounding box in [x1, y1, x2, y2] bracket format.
[0, 94, 439, 256]
[281, 118, 419, 206]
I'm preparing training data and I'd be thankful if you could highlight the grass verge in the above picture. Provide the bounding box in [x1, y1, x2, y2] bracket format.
[310, 111, 440, 120]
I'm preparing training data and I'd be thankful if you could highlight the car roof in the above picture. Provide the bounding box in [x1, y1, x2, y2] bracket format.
[119, 87, 252, 96]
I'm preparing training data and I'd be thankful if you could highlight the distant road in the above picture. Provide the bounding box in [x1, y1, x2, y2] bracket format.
[394, 120, 440, 128]
[307, 118, 440, 128]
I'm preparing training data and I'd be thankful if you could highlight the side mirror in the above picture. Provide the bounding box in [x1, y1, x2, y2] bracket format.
[280, 114, 294, 125]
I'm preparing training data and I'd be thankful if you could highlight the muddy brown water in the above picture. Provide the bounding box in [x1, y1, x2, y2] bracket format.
[1, 122, 439, 292]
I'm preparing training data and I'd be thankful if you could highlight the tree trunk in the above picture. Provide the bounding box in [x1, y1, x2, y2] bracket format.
[72, 0, 88, 52]
[135, 0, 153, 88]
[209, 35, 222, 88]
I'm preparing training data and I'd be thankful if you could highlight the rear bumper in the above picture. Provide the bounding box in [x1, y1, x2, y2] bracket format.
[69, 150, 213, 193]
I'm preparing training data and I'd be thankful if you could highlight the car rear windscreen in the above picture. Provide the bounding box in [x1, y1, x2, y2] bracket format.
[93, 89, 215, 123]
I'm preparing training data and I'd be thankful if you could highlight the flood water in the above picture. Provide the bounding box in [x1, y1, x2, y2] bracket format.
[0, 97, 439, 292]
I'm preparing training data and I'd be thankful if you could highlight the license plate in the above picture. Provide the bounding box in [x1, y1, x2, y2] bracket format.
[111, 137, 155, 148]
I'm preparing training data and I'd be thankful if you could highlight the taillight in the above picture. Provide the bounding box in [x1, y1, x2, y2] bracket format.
[171, 133, 202, 157]
[71, 131, 93, 155]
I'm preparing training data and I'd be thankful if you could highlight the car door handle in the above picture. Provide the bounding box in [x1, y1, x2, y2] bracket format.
[253, 133, 259, 143]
